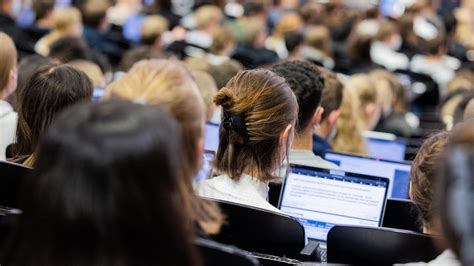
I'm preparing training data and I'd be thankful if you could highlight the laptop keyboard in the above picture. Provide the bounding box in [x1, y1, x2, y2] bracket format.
[251, 252, 302, 265]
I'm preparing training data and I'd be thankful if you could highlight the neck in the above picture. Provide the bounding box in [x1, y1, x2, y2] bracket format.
[291, 127, 313, 151]
[243, 167, 267, 184]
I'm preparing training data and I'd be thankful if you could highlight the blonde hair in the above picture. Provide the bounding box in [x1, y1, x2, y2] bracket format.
[214, 69, 298, 182]
[332, 86, 367, 155]
[194, 5, 223, 30]
[52, 7, 82, 33]
[272, 12, 303, 38]
[192, 70, 218, 121]
[350, 74, 378, 130]
[0, 33, 17, 94]
[103, 59, 223, 234]
[68, 60, 105, 88]
[304, 25, 332, 55]
[141, 15, 169, 45]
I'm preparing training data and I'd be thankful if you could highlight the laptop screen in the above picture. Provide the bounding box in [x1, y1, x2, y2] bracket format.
[324, 152, 411, 199]
[279, 164, 389, 241]
[366, 137, 407, 162]
[195, 150, 215, 181]
[204, 123, 220, 152]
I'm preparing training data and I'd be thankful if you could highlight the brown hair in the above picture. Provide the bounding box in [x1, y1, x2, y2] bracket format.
[375, 20, 399, 42]
[104, 59, 223, 234]
[214, 69, 298, 182]
[304, 25, 332, 55]
[209, 27, 235, 55]
[318, 67, 343, 121]
[194, 5, 223, 30]
[141, 15, 169, 45]
[410, 131, 450, 232]
[0, 32, 17, 95]
[272, 12, 303, 38]
[12, 64, 93, 166]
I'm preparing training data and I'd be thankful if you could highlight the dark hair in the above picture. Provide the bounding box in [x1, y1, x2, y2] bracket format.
[436, 122, 474, 265]
[49, 37, 91, 62]
[33, 0, 54, 21]
[3, 100, 200, 266]
[119, 46, 165, 72]
[271, 60, 324, 133]
[243, 0, 264, 17]
[214, 69, 298, 181]
[417, 32, 446, 56]
[208, 60, 243, 89]
[318, 67, 343, 121]
[81, 0, 108, 27]
[410, 131, 450, 232]
[284, 31, 304, 54]
[12, 64, 93, 165]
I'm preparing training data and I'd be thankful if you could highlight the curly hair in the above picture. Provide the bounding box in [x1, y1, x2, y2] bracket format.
[271, 60, 324, 133]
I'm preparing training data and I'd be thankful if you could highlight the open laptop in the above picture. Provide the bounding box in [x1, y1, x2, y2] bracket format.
[278, 164, 389, 244]
[204, 123, 220, 152]
[324, 151, 411, 199]
[195, 150, 216, 181]
[364, 131, 407, 162]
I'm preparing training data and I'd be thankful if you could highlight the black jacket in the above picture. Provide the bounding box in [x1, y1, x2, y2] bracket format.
[0, 14, 36, 57]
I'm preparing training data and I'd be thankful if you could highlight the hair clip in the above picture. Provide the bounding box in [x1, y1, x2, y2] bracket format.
[223, 110, 250, 144]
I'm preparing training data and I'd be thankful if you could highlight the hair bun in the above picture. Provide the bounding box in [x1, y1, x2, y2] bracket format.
[213, 87, 235, 109]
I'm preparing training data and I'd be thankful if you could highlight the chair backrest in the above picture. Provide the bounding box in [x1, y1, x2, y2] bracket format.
[394, 69, 440, 111]
[382, 199, 421, 233]
[0, 161, 32, 208]
[327, 225, 441, 265]
[210, 199, 306, 259]
[195, 238, 258, 266]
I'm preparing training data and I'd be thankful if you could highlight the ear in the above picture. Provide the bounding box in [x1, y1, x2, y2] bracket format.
[328, 109, 341, 125]
[280, 124, 293, 147]
[313, 106, 324, 126]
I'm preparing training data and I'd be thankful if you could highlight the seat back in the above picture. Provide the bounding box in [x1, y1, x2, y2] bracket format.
[195, 238, 258, 266]
[210, 199, 306, 259]
[327, 225, 441, 265]
[0, 161, 32, 208]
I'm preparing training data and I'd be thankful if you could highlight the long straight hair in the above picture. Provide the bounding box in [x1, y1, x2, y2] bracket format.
[3, 101, 200, 266]
[12, 63, 93, 165]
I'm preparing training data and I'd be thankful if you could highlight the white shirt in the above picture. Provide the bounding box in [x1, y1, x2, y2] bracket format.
[0, 100, 17, 161]
[410, 55, 461, 90]
[195, 173, 282, 213]
[395, 249, 460, 266]
[370, 41, 409, 71]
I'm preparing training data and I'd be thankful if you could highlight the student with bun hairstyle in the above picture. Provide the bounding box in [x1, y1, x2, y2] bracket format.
[104, 59, 223, 234]
[0, 33, 18, 161]
[195, 69, 298, 213]
[3, 101, 201, 266]
[11, 63, 93, 166]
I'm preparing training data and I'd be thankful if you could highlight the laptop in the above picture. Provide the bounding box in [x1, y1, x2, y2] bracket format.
[195, 150, 216, 181]
[0, 161, 33, 210]
[204, 123, 220, 152]
[278, 164, 390, 244]
[382, 198, 421, 233]
[364, 131, 407, 162]
[324, 151, 411, 199]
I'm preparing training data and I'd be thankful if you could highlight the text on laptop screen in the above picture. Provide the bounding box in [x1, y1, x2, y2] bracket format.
[366, 137, 406, 162]
[279, 166, 389, 241]
[324, 152, 411, 199]
[204, 123, 220, 152]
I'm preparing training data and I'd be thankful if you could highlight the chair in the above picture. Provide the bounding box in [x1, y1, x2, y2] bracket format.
[394, 69, 440, 113]
[0, 161, 32, 208]
[210, 199, 307, 260]
[382, 199, 421, 233]
[195, 237, 259, 266]
[268, 182, 282, 208]
[327, 225, 441, 265]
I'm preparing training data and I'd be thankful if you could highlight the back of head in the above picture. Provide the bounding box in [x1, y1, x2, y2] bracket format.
[68, 60, 106, 88]
[5, 101, 199, 265]
[243, 0, 265, 17]
[52, 7, 82, 33]
[436, 121, 474, 265]
[49, 37, 91, 63]
[271, 60, 324, 133]
[214, 69, 298, 181]
[82, 0, 109, 27]
[141, 15, 169, 45]
[208, 60, 243, 89]
[304, 25, 331, 54]
[209, 27, 235, 55]
[104, 59, 222, 234]
[33, 0, 54, 22]
[119, 46, 164, 72]
[284, 31, 304, 54]
[194, 5, 223, 30]
[13, 64, 93, 165]
[0, 32, 17, 98]
[375, 20, 399, 42]
[272, 12, 303, 38]
[349, 74, 379, 129]
[192, 70, 218, 108]
[318, 67, 343, 122]
[410, 131, 450, 233]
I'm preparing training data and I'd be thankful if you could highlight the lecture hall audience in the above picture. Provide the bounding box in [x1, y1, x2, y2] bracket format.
[0, 0, 473, 264]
